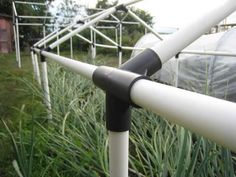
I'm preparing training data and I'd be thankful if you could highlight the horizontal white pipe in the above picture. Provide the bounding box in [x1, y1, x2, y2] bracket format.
[130, 79, 236, 152]
[33, 48, 97, 80]
[18, 15, 56, 19]
[109, 131, 129, 177]
[90, 26, 118, 46]
[121, 21, 140, 25]
[127, 10, 163, 40]
[14, 1, 45, 5]
[96, 26, 117, 29]
[99, 19, 139, 25]
[122, 46, 145, 50]
[181, 50, 236, 57]
[151, 0, 236, 64]
[17, 23, 67, 27]
[95, 43, 117, 49]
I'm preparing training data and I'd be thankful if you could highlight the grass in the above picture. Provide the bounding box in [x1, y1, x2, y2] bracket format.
[0, 51, 235, 176]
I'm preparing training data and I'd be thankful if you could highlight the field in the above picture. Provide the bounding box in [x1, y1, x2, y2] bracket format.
[0, 52, 235, 177]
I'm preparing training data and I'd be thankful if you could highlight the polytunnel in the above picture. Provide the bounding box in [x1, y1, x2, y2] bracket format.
[131, 28, 236, 102]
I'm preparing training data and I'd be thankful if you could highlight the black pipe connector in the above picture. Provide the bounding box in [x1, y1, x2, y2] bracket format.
[40, 46, 51, 62]
[93, 66, 147, 104]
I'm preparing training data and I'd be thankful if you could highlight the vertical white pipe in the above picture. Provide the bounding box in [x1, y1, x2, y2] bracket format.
[90, 28, 95, 59]
[109, 131, 129, 177]
[34, 54, 41, 85]
[30, 51, 37, 80]
[16, 18, 21, 68]
[43, 25, 46, 48]
[41, 61, 52, 120]
[70, 37, 73, 59]
[13, 25, 19, 63]
[175, 58, 179, 87]
[93, 31, 97, 59]
[118, 51, 122, 66]
[57, 31, 60, 55]
[118, 23, 123, 66]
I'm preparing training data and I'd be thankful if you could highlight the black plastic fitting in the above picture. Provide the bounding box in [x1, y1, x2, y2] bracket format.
[93, 66, 147, 104]
[77, 20, 85, 24]
[175, 52, 180, 59]
[40, 46, 51, 62]
[120, 48, 162, 76]
[118, 46, 122, 53]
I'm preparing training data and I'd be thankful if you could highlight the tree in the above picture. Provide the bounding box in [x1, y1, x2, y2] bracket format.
[52, 0, 87, 28]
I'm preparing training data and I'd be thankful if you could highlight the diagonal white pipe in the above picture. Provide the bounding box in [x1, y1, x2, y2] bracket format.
[152, 0, 236, 64]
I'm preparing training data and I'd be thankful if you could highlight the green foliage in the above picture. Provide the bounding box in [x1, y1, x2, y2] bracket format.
[1, 53, 236, 176]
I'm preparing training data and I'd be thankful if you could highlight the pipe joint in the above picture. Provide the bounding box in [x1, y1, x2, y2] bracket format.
[93, 66, 148, 105]
[40, 46, 51, 62]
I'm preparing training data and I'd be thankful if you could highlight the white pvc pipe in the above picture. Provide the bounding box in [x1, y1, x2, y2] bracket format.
[76, 33, 92, 44]
[175, 58, 179, 87]
[18, 23, 67, 27]
[119, 23, 123, 66]
[41, 62, 52, 120]
[34, 29, 58, 47]
[95, 43, 117, 49]
[121, 21, 140, 25]
[122, 46, 144, 50]
[118, 51, 122, 66]
[16, 18, 21, 68]
[18, 15, 55, 19]
[130, 79, 236, 152]
[94, 31, 97, 58]
[109, 131, 129, 177]
[90, 28, 96, 59]
[70, 37, 73, 59]
[13, 24, 19, 63]
[14, 1, 45, 5]
[34, 54, 41, 85]
[96, 26, 117, 29]
[90, 26, 119, 46]
[151, 0, 236, 64]
[57, 31, 60, 55]
[181, 49, 236, 57]
[33, 48, 97, 80]
[43, 25, 46, 48]
[12, 2, 18, 16]
[49, 8, 116, 49]
[30, 51, 37, 80]
[49, 0, 143, 49]
[127, 10, 163, 40]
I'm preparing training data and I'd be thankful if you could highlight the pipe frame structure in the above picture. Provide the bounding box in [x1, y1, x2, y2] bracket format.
[31, 0, 236, 177]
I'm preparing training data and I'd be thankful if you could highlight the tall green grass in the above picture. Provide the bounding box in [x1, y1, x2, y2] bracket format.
[3, 61, 236, 176]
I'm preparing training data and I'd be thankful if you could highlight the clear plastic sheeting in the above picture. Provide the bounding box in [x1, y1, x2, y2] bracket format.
[131, 28, 236, 102]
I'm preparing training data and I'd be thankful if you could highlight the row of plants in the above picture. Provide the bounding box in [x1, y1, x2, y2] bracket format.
[2, 56, 235, 176]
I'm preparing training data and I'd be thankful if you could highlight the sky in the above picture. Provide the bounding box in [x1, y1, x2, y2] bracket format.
[52, 0, 236, 28]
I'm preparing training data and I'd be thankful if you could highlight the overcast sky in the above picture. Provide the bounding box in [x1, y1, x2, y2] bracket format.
[53, 0, 236, 28]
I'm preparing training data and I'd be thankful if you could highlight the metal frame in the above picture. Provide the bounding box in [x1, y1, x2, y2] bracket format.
[29, 0, 236, 176]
